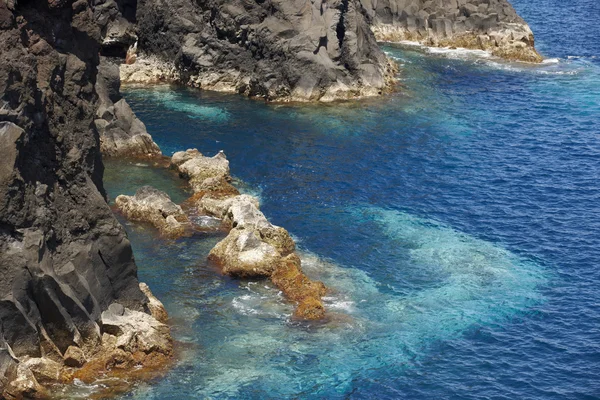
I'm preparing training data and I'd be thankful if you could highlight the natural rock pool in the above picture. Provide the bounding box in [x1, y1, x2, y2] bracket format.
[99, 0, 599, 398]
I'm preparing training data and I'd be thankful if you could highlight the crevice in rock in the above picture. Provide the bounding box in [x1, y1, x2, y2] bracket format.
[336, 0, 349, 49]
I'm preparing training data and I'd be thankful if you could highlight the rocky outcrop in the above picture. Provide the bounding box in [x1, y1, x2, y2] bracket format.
[95, 57, 162, 157]
[115, 186, 192, 238]
[93, 0, 138, 58]
[128, 0, 397, 101]
[171, 150, 327, 319]
[0, 1, 171, 397]
[360, 0, 542, 62]
[171, 149, 235, 194]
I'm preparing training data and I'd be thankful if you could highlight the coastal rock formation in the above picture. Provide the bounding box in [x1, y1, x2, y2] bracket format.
[128, 0, 397, 101]
[93, 0, 138, 58]
[360, 0, 542, 62]
[171, 150, 326, 319]
[115, 186, 191, 238]
[96, 57, 162, 157]
[171, 149, 234, 193]
[0, 1, 171, 397]
[207, 194, 326, 319]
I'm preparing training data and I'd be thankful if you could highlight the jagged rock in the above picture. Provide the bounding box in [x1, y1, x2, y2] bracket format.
[0, 1, 171, 396]
[132, 0, 396, 101]
[22, 358, 62, 384]
[3, 364, 46, 399]
[210, 229, 282, 278]
[96, 57, 162, 158]
[93, 0, 138, 57]
[139, 283, 169, 324]
[100, 303, 171, 357]
[361, 0, 542, 62]
[120, 55, 180, 84]
[271, 254, 327, 320]
[171, 149, 232, 193]
[205, 192, 324, 319]
[63, 346, 86, 368]
[115, 186, 191, 238]
[200, 194, 259, 221]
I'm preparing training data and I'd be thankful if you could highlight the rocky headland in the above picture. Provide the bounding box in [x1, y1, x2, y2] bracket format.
[0, 1, 171, 398]
[360, 0, 542, 62]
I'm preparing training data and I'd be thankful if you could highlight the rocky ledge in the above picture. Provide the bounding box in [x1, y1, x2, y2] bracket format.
[361, 0, 542, 62]
[0, 1, 171, 398]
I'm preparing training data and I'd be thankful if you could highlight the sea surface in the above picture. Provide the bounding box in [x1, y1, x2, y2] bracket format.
[102, 0, 600, 398]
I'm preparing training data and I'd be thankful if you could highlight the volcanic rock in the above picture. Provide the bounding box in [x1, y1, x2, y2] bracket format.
[361, 0, 542, 62]
[96, 57, 162, 158]
[131, 0, 397, 101]
[115, 186, 191, 238]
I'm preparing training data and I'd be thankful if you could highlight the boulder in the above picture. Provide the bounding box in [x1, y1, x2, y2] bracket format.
[171, 149, 232, 193]
[100, 303, 171, 357]
[22, 358, 62, 384]
[209, 229, 282, 278]
[271, 254, 327, 320]
[63, 346, 86, 368]
[205, 192, 325, 319]
[115, 186, 191, 238]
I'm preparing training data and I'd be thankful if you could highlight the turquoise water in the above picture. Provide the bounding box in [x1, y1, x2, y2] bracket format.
[103, 0, 600, 398]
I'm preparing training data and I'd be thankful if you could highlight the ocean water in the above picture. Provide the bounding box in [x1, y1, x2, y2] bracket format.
[102, 0, 600, 398]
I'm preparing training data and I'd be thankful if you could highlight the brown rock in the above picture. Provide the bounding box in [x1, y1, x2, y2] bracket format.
[63, 346, 86, 368]
[139, 283, 169, 324]
[21, 358, 62, 384]
[271, 254, 327, 320]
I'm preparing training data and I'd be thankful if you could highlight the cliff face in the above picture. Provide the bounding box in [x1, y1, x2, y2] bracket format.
[127, 0, 397, 101]
[0, 1, 169, 397]
[360, 0, 542, 62]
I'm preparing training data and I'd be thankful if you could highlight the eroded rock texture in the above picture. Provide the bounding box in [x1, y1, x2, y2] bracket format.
[115, 186, 191, 238]
[361, 0, 542, 62]
[129, 0, 397, 101]
[95, 57, 162, 158]
[170, 149, 327, 320]
[0, 1, 170, 397]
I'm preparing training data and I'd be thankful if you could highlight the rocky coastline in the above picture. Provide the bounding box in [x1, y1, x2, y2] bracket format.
[0, 1, 171, 398]
[361, 0, 543, 63]
[0, 0, 542, 397]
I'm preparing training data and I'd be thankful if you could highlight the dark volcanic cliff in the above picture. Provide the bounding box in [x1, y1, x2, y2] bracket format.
[360, 0, 542, 62]
[123, 0, 397, 101]
[0, 1, 170, 397]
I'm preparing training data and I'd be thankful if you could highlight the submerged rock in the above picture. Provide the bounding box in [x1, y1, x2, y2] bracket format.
[96, 57, 162, 158]
[361, 0, 542, 62]
[116, 186, 191, 238]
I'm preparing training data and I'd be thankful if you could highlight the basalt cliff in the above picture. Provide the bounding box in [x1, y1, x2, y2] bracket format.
[0, 1, 170, 398]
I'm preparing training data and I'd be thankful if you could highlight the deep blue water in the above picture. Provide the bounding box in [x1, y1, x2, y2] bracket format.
[102, 0, 600, 398]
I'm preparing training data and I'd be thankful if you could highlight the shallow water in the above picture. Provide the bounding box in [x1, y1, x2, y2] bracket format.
[103, 0, 600, 398]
